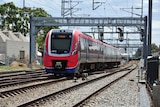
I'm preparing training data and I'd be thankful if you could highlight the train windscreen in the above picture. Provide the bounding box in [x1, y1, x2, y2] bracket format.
[51, 33, 72, 54]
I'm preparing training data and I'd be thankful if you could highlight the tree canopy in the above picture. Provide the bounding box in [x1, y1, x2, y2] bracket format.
[134, 43, 159, 58]
[0, 2, 58, 53]
[0, 2, 52, 35]
[151, 43, 159, 53]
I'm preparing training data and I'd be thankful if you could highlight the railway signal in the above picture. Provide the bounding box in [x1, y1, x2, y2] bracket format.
[118, 28, 124, 42]
[140, 29, 144, 42]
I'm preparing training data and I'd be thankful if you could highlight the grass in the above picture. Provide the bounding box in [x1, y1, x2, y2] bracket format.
[0, 65, 44, 72]
[0, 65, 25, 71]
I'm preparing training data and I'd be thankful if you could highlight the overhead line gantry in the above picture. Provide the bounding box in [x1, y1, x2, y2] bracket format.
[29, 16, 147, 68]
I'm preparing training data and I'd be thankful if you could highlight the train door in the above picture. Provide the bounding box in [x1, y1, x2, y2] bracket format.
[78, 36, 81, 62]
[109, 47, 112, 62]
[97, 43, 100, 62]
[86, 38, 89, 62]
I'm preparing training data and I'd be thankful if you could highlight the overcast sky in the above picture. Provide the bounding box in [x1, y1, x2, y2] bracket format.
[0, 0, 160, 46]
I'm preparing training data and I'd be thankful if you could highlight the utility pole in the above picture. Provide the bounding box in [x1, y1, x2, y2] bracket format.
[141, 0, 143, 18]
[23, 0, 25, 36]
[23, 0, 25, 8]
[148, 0, 152, 55]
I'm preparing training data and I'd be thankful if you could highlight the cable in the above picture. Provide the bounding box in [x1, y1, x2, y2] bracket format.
[26, 0, 61, 11]
[39, 0, 61, 10]
[105, 0, 122, 17]
[23, 0, 61, 16]
[85, 0, 104, 17]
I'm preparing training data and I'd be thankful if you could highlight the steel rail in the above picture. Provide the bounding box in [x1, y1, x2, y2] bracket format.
[17, 65, 134, 107]
[0, 77, 66, 98]
[73, 65, 137, 107]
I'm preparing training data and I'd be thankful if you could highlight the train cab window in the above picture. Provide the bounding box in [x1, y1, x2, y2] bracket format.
[51, 33, 72, 54]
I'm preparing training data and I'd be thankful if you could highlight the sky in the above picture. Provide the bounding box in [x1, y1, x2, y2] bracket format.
[0, 0, 160, 47]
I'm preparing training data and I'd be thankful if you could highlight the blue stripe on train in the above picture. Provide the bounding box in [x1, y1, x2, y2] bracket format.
[45, 67, 76, 74]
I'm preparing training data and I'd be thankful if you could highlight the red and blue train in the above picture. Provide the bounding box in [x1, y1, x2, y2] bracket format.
[43, 29, 121, 77]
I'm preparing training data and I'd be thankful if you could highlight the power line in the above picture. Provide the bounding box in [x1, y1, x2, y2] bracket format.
[23, 0, 61, 16]
[106, 0, 122, 17]
[85, 1, 103, 17]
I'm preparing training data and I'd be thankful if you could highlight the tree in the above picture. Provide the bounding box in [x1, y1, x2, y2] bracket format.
[0, 2, 53, 36]
[0, 2, 59, 52]
[0, 2, 20, 31]
[151, 43, 158, 53]
[134, 48, 142, 59]
[134, 43, 159, 58]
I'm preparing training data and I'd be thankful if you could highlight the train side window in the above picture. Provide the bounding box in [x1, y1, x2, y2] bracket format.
[79, 36, 85, 51]
[85, 38, 88, 49]
[88, 40, 92, 46]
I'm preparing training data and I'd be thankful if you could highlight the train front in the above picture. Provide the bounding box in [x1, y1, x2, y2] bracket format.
[43, 29, 79, 76]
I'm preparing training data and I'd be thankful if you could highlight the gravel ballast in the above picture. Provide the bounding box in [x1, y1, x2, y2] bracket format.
[83, 68, 140, 107]
[0, 67, 148, 107]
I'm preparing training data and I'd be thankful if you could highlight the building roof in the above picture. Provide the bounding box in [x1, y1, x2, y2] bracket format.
[2, 31, 21, 41]
[13, 32, 28, 42]
[0, 30, 10, 42]
[0, 30, 28, 42]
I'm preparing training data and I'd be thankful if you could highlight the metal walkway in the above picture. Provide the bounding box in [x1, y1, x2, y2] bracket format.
[140, 85, 150, 107]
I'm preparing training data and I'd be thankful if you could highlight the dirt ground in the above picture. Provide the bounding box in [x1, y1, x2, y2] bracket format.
[0, 61, 42, 72]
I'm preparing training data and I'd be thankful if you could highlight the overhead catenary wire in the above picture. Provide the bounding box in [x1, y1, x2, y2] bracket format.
[11, 0, 141, 18]
[105, 1, 117, 17]
[23, 0, 61, 16]
[85, 0, 103, 17]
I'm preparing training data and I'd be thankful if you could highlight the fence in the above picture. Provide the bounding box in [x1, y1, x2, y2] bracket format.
[147, 56, 160, 107]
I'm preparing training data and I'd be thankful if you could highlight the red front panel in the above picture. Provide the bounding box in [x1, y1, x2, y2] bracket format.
[43, 29, 79, 69]
[44, 54, 78, 69]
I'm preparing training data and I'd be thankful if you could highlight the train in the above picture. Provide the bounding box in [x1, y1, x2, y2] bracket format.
[43, 29, 121, 77]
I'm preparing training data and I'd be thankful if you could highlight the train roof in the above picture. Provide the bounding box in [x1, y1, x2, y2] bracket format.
[74, 29, 120, 50]
[50, 29, 120, 50]
[51, 29, 73, 33]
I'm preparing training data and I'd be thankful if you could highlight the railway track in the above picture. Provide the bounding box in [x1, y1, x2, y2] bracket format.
[16, 64, 136, 107]
[74, 65, 137, 107]
[0, 77, 67, 98]
[0, 65, 128, 98]
[0, 69, 52, 88]
[0, 64, 128, 88]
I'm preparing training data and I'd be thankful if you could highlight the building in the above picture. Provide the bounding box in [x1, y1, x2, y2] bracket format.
[0, 30, 30, 65]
